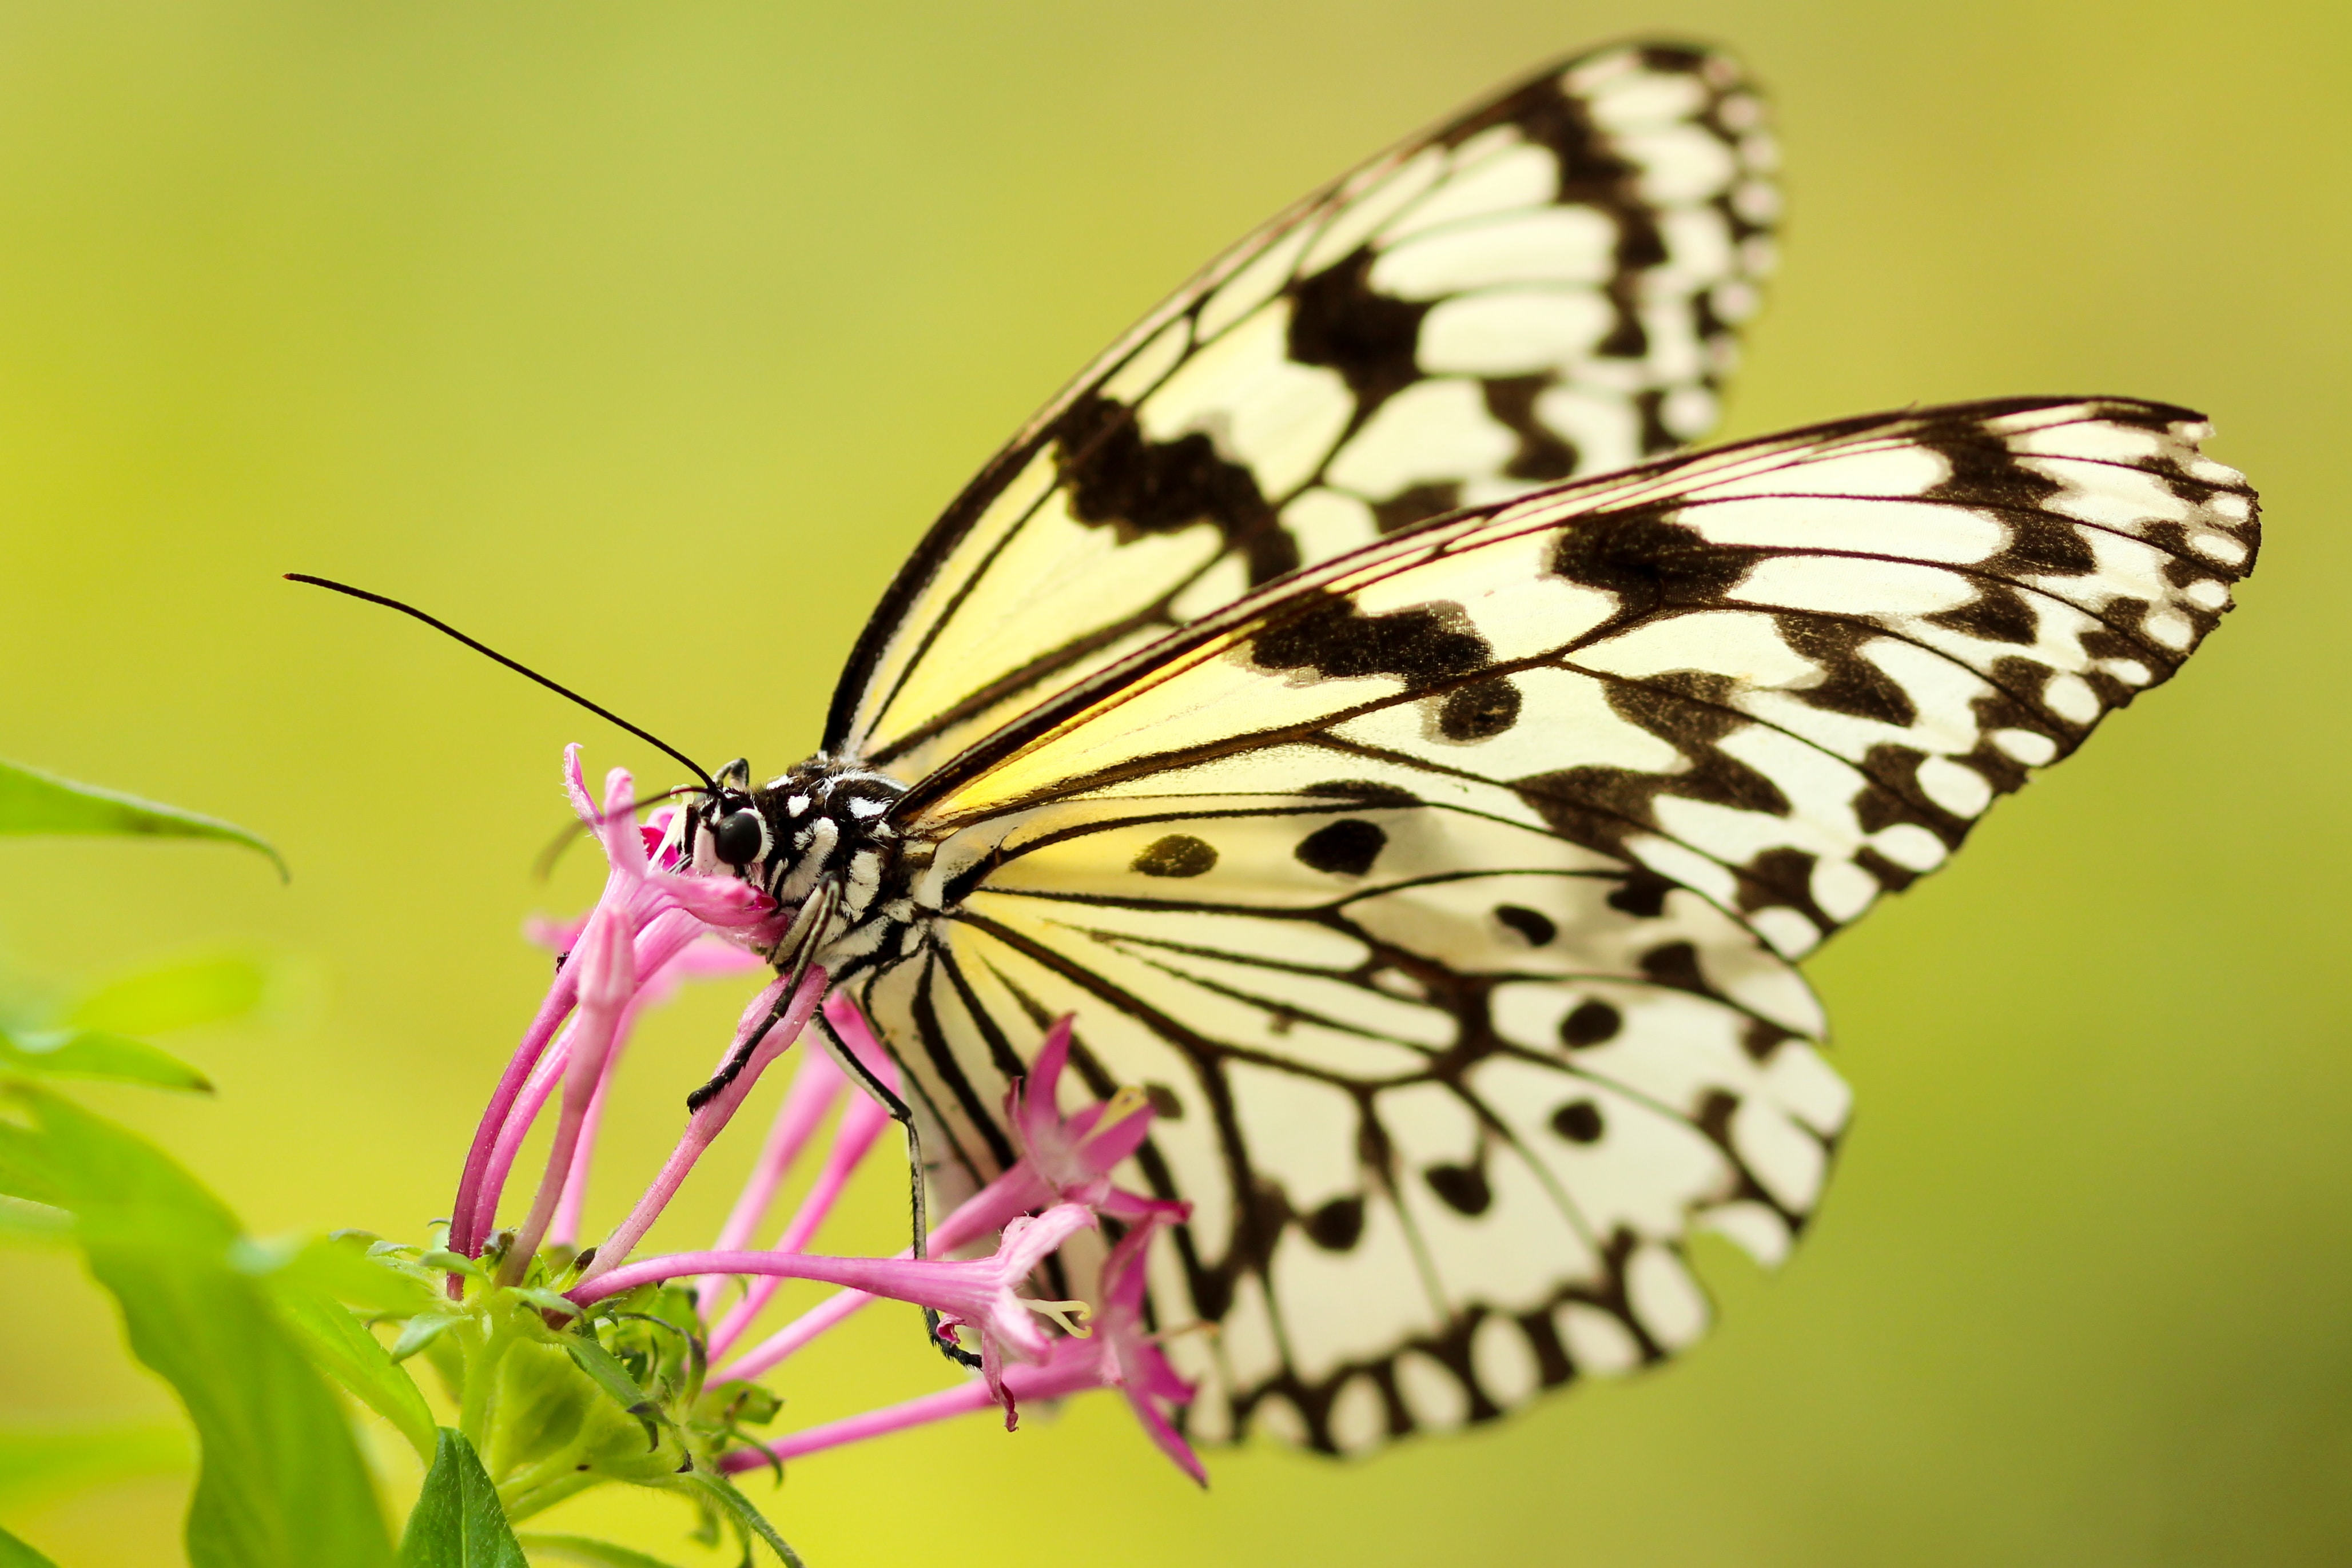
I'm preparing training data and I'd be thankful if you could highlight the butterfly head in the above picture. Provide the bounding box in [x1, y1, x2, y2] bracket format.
[678, 755, 909, 942]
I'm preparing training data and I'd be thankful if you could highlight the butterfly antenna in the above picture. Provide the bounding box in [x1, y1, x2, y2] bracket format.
[286, 574, 718, 791]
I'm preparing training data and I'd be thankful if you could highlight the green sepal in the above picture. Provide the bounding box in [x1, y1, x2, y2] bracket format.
[512, 1287, 580, 1319]
[0, 758, 286, 879]
[562, 1334, 667, 1451]
[399, 1429, 528, 1568]
[394, 1314, 463, 1362]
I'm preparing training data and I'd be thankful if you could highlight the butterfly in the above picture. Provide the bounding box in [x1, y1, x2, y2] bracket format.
[647, 39, 2255, 1455]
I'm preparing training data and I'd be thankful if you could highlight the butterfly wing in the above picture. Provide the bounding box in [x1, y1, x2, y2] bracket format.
[827, 41, 1780, 784]
[849, 397, 2257, 1451]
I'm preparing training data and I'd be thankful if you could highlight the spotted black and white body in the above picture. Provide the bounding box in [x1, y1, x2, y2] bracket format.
[678, 42, 2259, 1458]
[686, 752, 912, 940]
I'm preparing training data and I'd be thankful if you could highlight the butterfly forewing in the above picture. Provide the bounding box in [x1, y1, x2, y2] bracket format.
[846, 396, 2255, 1452]
[829, 41, 1781, 785]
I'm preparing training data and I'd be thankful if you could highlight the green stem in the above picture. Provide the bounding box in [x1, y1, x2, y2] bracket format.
[457, 1316, 516, 1449]
[493, 1433, 596, 1513]
[500, 1466, 607, 1524]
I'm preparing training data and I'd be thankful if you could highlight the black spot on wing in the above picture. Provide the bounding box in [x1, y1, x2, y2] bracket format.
[1638, 940, 1710, 994]
[1772, 616, 1920, 727]
[1733, 846, 1833, 928]
[1927, 582, 2041, 646]
[1550, 1100, 1605, 1143]
[1051, 391, 1299, 584]
[1304, 1195, 1367, 1251]
[1251, 589, 1493, 686]
[1485, 375, 1579, 481]
[1477, 72, 1665, 363]
[1287, 245, 1432, 415]
[1372, 481, 1464, 535]
[1550, 510, 1758, 621]
[1605, 868, 1674, 917]
[1559, 999, 1622, 1048]
[1297, 819, 1388, 877]
[1995, 512, 2100, 578]
[1438, 676, 1522, 741]
[1852, 743, 1973, 849]
[1424, 1163, 1493, 1216]
[1516, 670, 1792, 870]
[1302, 778, 1423, 807]
[1919, 421, 2068, 516]
[1494, 904, 1557, 947]
[1133, 834, 1219, 877]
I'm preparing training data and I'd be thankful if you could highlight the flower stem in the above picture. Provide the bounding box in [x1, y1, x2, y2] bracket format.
[449, 972, 577, 1267]
[717, 1381, 998, 1471]
[705, 1083, 893, 1359]
[470, 905, 709, 1258]
[502, 906, 635, 1284]
[575, 966, 827, 1286]
[710, 1162, 1042, 1382]
[693, 1045, 847, 1310]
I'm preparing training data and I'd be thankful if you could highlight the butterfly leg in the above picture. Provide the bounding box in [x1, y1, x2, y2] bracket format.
[815, 1008, 982, 1370]
[686, 881, 842, 1112]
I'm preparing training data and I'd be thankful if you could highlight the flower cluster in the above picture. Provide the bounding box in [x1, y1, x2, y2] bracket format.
[401, 747, 1204, 1538]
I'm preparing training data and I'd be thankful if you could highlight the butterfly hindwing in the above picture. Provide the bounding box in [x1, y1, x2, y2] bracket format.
[829, 41, 1780, 785]
[849, 397, 2256, 1450]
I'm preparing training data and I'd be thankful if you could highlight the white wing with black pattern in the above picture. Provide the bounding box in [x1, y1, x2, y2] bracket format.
[846, 397, 2257, 1452]
[827, 41, 1781, 786]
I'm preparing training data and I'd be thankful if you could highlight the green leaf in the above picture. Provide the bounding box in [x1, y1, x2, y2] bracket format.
[0, 1027, 212, 1092]
[672, 1473, 802, 1568]
[0, 1118, 73, 1208]
[0, 1522, 61, 1568]
[516, 1535, 686, 1568]
[14, 1086, 393, 1567]
[70, 955, 269, 1034]
[399, 1430, 528, 1568]
[562, 1335, 666, 1451]
[0, 1420, 191, 1513]
[0, 758, 286, 879]
[0, 1195, 71, 1245]
[273, 1232, 443, 1315]
[266, 1275, 440, 1463]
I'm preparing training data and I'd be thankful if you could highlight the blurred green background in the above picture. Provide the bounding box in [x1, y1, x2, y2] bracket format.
[2, 1, 2346, 1562]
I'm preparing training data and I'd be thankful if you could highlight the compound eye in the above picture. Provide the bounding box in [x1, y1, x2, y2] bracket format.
[713, 808, 767, 867]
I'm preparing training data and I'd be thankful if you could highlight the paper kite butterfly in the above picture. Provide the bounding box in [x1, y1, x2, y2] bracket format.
[457, 41, 2278, 1453]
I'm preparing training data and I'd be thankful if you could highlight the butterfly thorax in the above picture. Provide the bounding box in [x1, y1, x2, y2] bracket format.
[676, 755, 924, 976]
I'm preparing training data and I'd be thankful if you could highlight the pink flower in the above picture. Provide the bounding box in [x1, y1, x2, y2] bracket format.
[568, 1202, 1102, 1427]
[710, 1006, 1183, 1384]
[448, 746, 792, 1286]
[1008, 1017, 1162, 1212]
[437, 747, 1209, 1491]
[712, 1213, 1204, 1481]
[922, 1015, 1186, 1252]
[1045, 1215, 1205, 1484]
